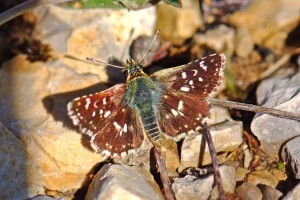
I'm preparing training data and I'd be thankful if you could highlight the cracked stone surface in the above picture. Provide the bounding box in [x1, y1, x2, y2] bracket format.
[251, 72, 300, 159]
[0, 4, 156, 195]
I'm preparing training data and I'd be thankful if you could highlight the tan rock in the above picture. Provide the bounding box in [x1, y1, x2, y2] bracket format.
[179, 120, 243, 172]
[230, 0, 300, 49]
[0, 4, 157, 196]
[210, 165, 236, 199]
[193, 25, 235, 55]
[236, 182, 263, 200]
[235, 26, 254, 58]
[113, 135, 179, 177]
[0, 56, 103, 192]
[0, 121, 44, 199]
[235, 167, 250, 182]
[246, 170, 280, 188]
[173, 165, 235, 200]
[33, 4, 156, 77]
[156, 0, 202, 40]
[85, 164, 164, 200]
[0, 57, 50, 136]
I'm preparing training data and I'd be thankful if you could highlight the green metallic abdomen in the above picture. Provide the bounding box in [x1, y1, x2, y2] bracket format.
[124, 76, 163, 145]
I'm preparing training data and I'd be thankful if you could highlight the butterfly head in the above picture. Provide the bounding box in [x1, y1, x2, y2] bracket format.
[124, 59, 147, 82]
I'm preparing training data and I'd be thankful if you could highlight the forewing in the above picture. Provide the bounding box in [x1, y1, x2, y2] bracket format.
[152, 54, 225, 98]
[152, 54, 226, 139]
[67, 84, 144, 156]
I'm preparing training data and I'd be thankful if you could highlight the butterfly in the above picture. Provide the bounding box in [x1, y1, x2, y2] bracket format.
[67, 53, 226, 157]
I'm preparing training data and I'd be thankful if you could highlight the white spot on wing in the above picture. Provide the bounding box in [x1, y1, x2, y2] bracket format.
[189, 80, 194, 85]
[113, 122, 121, 130]
[104, 110, 111, 118]
[99, 109, 104, 115]
[181, 72, 187, 79]
[85, 98, 91, 110]
[178, 100, 184, 111]
[180, 86, 190, 92]
[171, 109, 179, 117]
[191, 70, 198, 76]
[123, 124, 127, 133]
[103, 98, 107, 105]
[93, 101, 99, 108]
[199, 61, 207, 71]
[198, 77, 203, 81]
[178, 111, 184, 116]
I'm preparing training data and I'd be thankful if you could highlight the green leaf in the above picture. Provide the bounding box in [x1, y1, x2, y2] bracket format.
[62, 0, 160, 9]
[162, 0, 182, 7]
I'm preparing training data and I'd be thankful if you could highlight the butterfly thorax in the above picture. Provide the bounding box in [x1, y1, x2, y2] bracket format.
[125, 59, 147, 82]
[124, 70, 164, 146]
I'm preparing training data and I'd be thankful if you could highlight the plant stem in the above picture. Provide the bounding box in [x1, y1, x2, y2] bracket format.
[208, 98, 300, 122]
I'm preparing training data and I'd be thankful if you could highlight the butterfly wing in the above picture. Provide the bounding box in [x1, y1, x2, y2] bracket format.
[151, 54, 226, 139]
[67, 84, 144, 156]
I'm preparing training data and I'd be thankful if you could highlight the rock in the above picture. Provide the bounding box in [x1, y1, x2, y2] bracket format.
[193, 24, 235, 55]
[32, 5, 156, 78]
[251, 72, 300, 159]
[235, 26, 254, 58]
[0, 3, 156, 196]
[85, 164, 164, 200]
[230, 0, 300, 49]
[0, 57, 50, 135]
[0, 56, 104, 193]
[281, 136, 300, 179]
[28, 195, 63, 200]
[282, 183, 300, 200]
[243, 144, 252, 169]
[236, 182, 263, 200]
[156, 0, 202, 40]
[113, 133, 179, 177]
[246, 170, 280, 188]
[173, 165, 235, 200]
[0, 121, 43, 200]
[210, 165, 236, 199]
[179, 119, 243, 172]
[206, 105, 232, 126]
[260, 185, 282, 200]
[235, 167, 250, 182]
[34, 4, 156, 56]
[173, 174, 214, 200]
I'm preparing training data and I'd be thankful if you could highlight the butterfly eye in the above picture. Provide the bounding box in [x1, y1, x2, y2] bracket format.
[122, 69, 128, 79]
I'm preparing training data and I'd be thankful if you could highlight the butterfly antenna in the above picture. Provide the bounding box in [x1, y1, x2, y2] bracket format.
[138, 30, 160, 64]
[86, 57, 125, 69]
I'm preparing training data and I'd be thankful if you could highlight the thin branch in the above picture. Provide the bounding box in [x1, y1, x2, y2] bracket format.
[201, 122, 225, 200]
[259, 54, 291, 79]
[153, 147, 176, 200]
[0, 0, 73, 26]
[208, 98, 300, 122]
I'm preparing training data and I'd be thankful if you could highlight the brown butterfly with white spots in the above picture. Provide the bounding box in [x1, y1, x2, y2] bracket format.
[67, 53, 225, 157]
